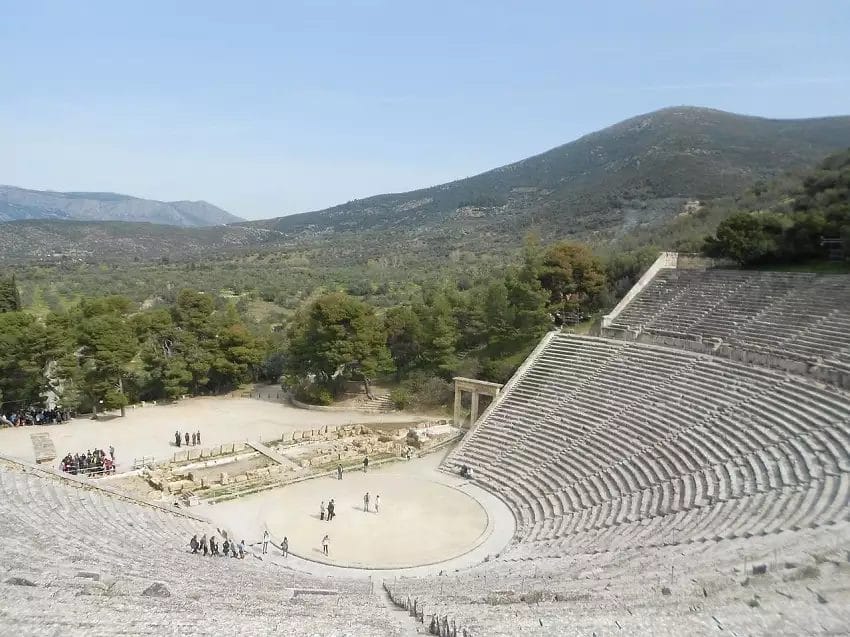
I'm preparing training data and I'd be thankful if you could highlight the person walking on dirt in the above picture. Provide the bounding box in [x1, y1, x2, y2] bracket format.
[375, 494, 380, 514]
[185, 432, 190, 446]
[322, 534, 330, 556]
[363, 456, 369, 473]
[337, 464, 343, 480]
[175, 430, 181, 447]
[320, 501, 326, 521]
[281, 537, 288, 558]
[262, 530, 270, 555]
[200, 534, 208, 556]
[327, 499, 335, 521]
[364, 492, 370, 512]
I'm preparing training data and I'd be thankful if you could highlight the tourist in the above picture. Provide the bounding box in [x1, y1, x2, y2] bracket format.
[190, 534, 199, 554]
[201, 534, 208, 556]
[322, 534, 330, 556]
[337, 464, 343, 480]
[262, 530, 269, 555]
[191, 432, 196, 445]
[109, 445, 115, 461]
[223, 538, 230, 556]
[196, 430, 201, 445]
[327, 499, 335, 521]
[185, 432, 190, 446]
[175, 430, 181, 447]
[364, 492, 370, 512]
[375, 495, 380, 514]
[230, 541, 238, 558]
[281, 537, 288, 558]
[320, 501, 325, 521]
[239, 539, 245, 559]
[210, 536, 218, 556]
[363, 456, 369, 472]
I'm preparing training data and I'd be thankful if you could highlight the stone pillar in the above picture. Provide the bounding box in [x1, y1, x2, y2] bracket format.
[470, 391, 480, 426]
[453, 387, 463, 427]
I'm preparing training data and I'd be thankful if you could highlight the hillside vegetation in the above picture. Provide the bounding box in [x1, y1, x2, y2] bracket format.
[3, 106, 850, 265]
[704, 148, 850, 266]
[246, 106, 850, 246]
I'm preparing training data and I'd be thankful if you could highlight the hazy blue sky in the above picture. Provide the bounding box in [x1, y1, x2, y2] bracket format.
[2, 1, 848, 219]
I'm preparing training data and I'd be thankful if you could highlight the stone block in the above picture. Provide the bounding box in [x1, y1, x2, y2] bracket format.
[292, 431, 302, 440]
[233, 442, 246, 452]
[174, 451, 188, 463]
[235, 474, 248, 483]
[220, 472, 230, 485]
[142, 582, 171, 598]
[221, 443, 234, 454]
[188, 449, 201, 461]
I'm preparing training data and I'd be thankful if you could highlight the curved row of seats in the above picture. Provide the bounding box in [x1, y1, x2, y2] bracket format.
[445, 334, 850, 549]
[0, 459, 403, 636]
[608, 268, 850, 370]
[387, 520, 850, 636]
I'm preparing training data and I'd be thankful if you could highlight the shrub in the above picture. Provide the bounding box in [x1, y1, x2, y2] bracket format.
[389, 388, 413, 410]
[292, 382, 334, 406]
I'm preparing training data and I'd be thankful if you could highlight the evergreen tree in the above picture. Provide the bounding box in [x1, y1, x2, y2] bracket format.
[0, 274, 21, 313]
[286, 292, 393, 390]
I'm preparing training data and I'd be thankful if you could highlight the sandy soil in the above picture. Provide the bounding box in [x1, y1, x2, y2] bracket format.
[0, 396, 421, 472]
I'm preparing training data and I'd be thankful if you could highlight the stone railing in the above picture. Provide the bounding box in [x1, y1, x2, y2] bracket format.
[601, 251, 678, 328]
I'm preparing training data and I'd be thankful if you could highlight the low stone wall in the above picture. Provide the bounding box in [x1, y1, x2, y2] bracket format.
[171, 441, 249, 464]
[636, 331, 850, 390]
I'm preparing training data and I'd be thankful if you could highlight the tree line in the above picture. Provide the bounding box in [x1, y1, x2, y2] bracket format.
[283, 239, 620, 406]
[0, 289, 269, 416]
[2, 239, 630, 413]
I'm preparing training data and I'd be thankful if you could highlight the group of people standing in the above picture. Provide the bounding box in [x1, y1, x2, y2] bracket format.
[0, 406, 70, 427]
[319, 498, 336, 521]
[174, 430, 201, 447]
[60, 446, 116, 477]
[190, 533, 245, 558]
[261, 530, 289, 557]
[363, 491, 380, 513]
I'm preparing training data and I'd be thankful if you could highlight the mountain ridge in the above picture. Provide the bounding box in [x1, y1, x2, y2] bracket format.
[243, 106, 850, 240]
[3, 106, 850, 263]
[0, 185, 243, 227]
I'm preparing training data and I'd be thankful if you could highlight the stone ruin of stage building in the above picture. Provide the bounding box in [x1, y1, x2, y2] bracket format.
[141, 420, 460, 504]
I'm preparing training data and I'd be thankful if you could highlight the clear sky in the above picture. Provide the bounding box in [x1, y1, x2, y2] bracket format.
[2, 1, 848, 220]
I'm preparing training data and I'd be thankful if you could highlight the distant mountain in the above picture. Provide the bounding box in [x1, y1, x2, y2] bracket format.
[245, 106, 850, 243]
[0, 186, 243, 227]
[3, 106, 850, 263]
